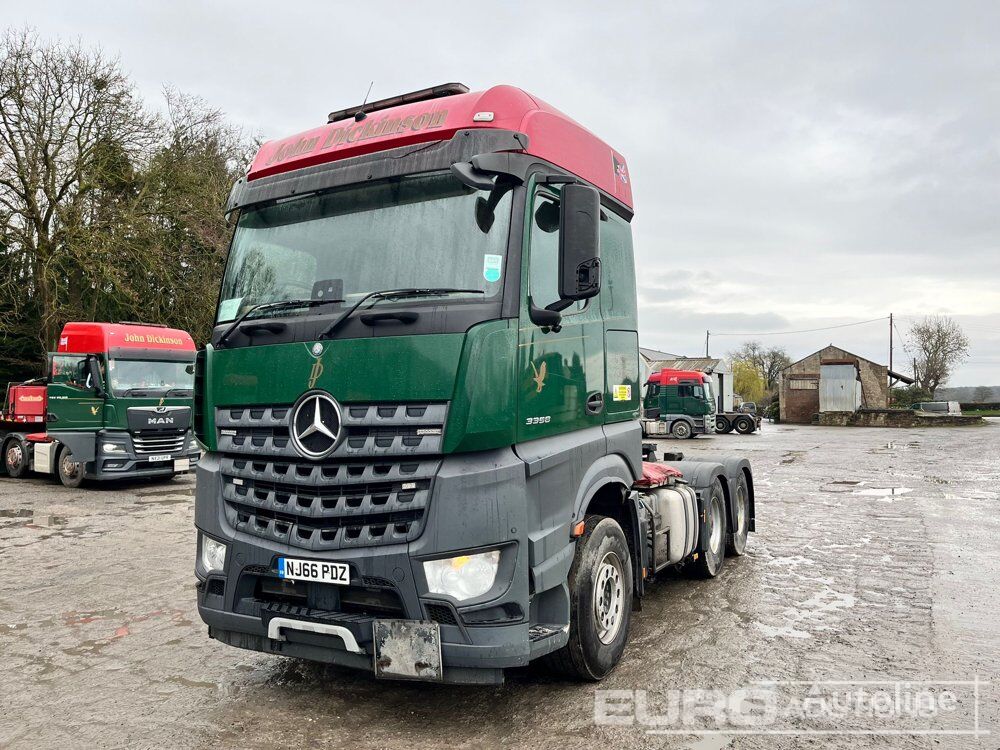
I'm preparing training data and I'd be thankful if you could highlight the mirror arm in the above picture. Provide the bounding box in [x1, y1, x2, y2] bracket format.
[528, 301, 562, 333]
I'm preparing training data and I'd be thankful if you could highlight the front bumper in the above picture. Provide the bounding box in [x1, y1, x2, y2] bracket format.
[194, 447, 548, 684]
[88, 430, 201, 480]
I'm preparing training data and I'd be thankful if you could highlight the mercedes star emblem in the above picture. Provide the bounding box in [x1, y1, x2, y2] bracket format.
[290, 391, 342, 459]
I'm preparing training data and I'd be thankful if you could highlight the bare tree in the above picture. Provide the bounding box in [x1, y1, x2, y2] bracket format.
[728, 341, 792, 392]
[0, 27, 152, 356]
[908, 315, 970, 396]
[0, 30, 254, 376]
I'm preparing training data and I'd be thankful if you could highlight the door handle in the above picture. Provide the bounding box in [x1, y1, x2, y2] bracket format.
[586, 391, 604, 415]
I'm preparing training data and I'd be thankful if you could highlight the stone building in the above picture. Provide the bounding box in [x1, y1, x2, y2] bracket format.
[779, 345, 898, 424]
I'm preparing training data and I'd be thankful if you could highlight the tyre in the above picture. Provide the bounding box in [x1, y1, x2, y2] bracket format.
[546, 516, 634, 680]
[57, 446, 85, 488]
[734, 415, 755, 434]
[715, 416, 732, 433]
[4, 437, 29, 478]
[671, 420, 692, 439]
[693, 478, 727, 578]
[726, 472, 750, 556]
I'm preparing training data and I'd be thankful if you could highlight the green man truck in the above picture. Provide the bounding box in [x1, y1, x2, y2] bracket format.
[194, 83, 756, 683]
[1, 322, 201, 487]
[641, 367, 760, 438]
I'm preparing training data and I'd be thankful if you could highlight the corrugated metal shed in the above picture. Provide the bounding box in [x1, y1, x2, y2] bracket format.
[819, 363, 862, 412]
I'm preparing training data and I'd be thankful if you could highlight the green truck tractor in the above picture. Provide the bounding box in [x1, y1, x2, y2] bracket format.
[193, 83, 756, 684]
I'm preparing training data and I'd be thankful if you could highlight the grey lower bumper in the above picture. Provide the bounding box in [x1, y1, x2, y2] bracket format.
[194, 446, 545, 684]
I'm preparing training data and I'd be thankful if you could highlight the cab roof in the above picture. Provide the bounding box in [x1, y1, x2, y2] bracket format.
[648, 369, 710, 385]
[57, 322, 195, 355]
[248, 84, 633, 210]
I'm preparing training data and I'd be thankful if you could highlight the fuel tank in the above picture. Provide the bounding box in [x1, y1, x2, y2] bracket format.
[641, 482, 699, 570]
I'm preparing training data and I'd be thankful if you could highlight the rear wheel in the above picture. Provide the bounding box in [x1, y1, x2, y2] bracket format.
[715, 416, 732, 433]
[547, 516, 633, 680]
[694, 479, 727, 578]
[57, 446, 85, 488]
[671, 420, 692, 439]
[734, 415, 755, 434]
[727, 473, 750, 556]
[4, 438, 29, 478]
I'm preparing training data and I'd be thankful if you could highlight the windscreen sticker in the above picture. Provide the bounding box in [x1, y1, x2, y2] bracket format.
[613, 384, 632, 401]
[483, 254, 503, 283]
[217, 297, 243, 322]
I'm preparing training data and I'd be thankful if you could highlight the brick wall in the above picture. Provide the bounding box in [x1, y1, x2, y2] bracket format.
[780, 345, 890, 423]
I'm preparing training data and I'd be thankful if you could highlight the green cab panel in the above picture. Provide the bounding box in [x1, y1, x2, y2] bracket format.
[200, 324, 519, 455]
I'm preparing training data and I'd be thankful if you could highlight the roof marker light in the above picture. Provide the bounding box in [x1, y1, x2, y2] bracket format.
[473, 111, 495, 122]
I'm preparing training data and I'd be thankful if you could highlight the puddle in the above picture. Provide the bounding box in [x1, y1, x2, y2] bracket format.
[856, 487, 913, 497]
[1, 509, 69, 528]
[29, 515, 68, 527]
[0, 509, 33, 519]
[821, 480, 864, 493]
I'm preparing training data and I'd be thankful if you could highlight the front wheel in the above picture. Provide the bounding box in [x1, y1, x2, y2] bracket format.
[4, 438, 29, 478]
[547, 516, 633, 680]
[693, 479, 728, 578]
[671, 420, 692, 439]
[57, 446, 85, 488]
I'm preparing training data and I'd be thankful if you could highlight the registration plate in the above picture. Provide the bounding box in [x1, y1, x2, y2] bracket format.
[174, 458, 190, 472]
[147, 454, 171, 463]
[278, 557, 350, 585]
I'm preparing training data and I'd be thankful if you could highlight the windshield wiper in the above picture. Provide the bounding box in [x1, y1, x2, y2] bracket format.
[319, 288, 485, 340]
[164, 387, 193, 397]
[217, 298, 344, 348]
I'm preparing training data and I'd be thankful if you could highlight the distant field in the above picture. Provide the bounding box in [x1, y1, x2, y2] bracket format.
[965, 409, 1000, 417]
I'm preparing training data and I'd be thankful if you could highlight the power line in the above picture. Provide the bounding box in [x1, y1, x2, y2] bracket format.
[710, 316, 889, 337]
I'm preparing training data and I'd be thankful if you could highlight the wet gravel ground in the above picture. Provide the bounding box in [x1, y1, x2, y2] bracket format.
[1, 421, 998, 749]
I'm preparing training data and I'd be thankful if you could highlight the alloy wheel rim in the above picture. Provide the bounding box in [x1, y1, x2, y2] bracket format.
[594, 551, 625, 644]
[7, 444, 22, 468]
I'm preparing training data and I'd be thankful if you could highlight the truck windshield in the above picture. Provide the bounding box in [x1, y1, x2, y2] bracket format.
[216, 171, 513, 322]
[701, 380, 716, 411]
[108, 359, 194, 397]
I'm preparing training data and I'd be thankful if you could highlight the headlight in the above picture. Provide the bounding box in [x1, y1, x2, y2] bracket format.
[200, 534, 227, 573]
[423, 550, 500, 601]
[102, 442, 125, 454]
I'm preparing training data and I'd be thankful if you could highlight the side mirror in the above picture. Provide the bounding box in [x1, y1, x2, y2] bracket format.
[86, 356, 106, 398]
[558, 184, 601, 301]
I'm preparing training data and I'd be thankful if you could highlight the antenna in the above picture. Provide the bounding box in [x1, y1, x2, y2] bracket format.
[355, 81, 375, 122]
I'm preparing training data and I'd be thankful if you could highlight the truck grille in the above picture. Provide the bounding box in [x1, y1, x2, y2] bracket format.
[215, 402, 446, 551]
[133, 434, 187, 455]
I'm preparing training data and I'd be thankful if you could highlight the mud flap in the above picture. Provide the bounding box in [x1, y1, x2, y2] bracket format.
[373, 620, 443, 681]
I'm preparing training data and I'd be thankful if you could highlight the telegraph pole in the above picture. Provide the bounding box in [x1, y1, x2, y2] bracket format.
[705, 330, 710, 358]
[888, 312, 893, 386]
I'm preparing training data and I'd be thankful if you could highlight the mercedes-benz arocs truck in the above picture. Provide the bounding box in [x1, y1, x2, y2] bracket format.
[1, 322, 201, 487]
[194, 83, 756, 684]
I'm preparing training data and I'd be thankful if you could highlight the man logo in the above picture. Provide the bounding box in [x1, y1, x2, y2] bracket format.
[290, 391, 342, 460]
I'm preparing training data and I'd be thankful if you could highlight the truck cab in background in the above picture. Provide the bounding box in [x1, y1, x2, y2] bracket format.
[1, 322, 201, 487]
[643, 368, 761, 438]
[194, 83, 756, 684]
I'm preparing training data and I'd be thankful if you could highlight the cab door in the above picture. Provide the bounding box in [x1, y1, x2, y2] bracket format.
[516, 185, 605, 442]
[47, 353, 105, 430]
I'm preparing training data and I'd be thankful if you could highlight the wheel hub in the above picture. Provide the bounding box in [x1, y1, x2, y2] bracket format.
[61, 455, 80, 479]
[7, 444, 22, 467]
[594, 551, 625, 644]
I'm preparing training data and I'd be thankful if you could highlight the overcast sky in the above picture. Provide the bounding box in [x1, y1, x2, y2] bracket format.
[7, 0, 999, 385]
